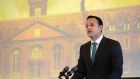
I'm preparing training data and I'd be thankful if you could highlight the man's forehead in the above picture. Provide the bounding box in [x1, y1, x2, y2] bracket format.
[86, 18, 98, 23]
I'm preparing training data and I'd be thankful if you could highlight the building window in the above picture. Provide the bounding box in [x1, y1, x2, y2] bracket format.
[109, 25, 115, 31]
[138, 23, 140, 29]
[124, 23, 130, 30]
[34, 28, 41, 38]
[124, 60, 131, 73]
[53, 44, 63, 70]
[138, 37, 140, 47]
[0, 51, 1, 66]
[124, 38, 130, 49]
[31, 47, 42, 59]
[35, 8, 41, 17]
[12, 48, 20, 72]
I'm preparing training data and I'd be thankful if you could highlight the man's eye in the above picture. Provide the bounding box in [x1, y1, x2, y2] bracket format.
[86, 24, 88, 27]
[90, 24, 94, 26]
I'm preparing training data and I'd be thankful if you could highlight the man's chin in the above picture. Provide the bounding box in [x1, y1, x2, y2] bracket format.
[87, 34, 93, 38]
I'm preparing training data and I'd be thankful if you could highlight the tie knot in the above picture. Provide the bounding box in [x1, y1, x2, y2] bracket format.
[92, 42, 97, 46]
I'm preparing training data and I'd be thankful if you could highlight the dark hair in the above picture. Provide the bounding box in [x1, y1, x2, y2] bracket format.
[87, 15, 103, 26]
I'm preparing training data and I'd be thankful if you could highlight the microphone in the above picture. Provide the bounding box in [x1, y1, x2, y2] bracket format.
[67, 66, 78, 76]
[58, 66, 69, 78]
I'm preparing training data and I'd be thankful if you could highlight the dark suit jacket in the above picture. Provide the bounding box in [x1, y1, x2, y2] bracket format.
[71, 36, 123, 79]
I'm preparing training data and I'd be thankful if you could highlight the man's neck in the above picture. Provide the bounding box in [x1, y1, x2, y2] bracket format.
[91, 34, 102, 41]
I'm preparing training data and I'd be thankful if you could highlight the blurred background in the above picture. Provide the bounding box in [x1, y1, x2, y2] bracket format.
[0, 0, 140, 79]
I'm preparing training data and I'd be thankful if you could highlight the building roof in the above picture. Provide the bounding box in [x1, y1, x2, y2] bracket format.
[0, 5, 140, 42]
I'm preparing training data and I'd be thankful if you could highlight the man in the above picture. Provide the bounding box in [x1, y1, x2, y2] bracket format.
[71, 15, 123, 79]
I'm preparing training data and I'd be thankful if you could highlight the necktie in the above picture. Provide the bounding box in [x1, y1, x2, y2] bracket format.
[91, 42, 97, 63]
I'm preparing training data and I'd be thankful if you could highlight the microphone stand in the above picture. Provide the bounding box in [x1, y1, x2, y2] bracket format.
[64, 74, 69, 79]
[58, 73, 69, 79]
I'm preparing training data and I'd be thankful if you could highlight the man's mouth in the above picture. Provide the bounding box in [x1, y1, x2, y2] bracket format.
[87, 31, 93, 33]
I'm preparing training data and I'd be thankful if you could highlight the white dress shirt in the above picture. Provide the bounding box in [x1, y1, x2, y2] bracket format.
[90, 35, 103, 58]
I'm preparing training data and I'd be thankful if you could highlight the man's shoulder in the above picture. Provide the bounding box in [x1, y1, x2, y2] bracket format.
[80, 36, 121, 47]
[104, 37, 120, 45]
[80, 41, 91, 47]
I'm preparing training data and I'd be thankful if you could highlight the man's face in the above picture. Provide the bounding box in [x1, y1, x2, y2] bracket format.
[86, 18, 103, 38]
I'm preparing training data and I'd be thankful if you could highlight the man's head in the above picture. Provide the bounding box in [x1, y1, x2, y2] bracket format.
[86, 15, 103, 41]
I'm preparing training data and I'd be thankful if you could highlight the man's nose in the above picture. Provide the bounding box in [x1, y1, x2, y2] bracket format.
[87, 26, 93, 29]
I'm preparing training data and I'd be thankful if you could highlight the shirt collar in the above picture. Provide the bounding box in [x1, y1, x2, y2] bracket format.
[91, 35, 103, 45]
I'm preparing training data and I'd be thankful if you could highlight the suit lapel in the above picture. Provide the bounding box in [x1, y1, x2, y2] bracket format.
[85, 41, 93, 67]
[92, 36, 107, 66]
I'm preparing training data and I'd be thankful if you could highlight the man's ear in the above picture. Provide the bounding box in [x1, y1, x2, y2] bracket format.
[99, 25, 103, 32]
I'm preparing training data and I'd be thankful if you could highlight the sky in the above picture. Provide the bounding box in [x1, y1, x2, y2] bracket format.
[0, 0, 140, 21]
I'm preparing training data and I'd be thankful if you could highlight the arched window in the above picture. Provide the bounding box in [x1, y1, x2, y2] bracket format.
[12, 48, 21, 72]
[53, 44, 63, 70]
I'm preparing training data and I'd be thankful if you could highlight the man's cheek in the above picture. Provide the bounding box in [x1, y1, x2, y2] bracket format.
[92, 27, 96, 30]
